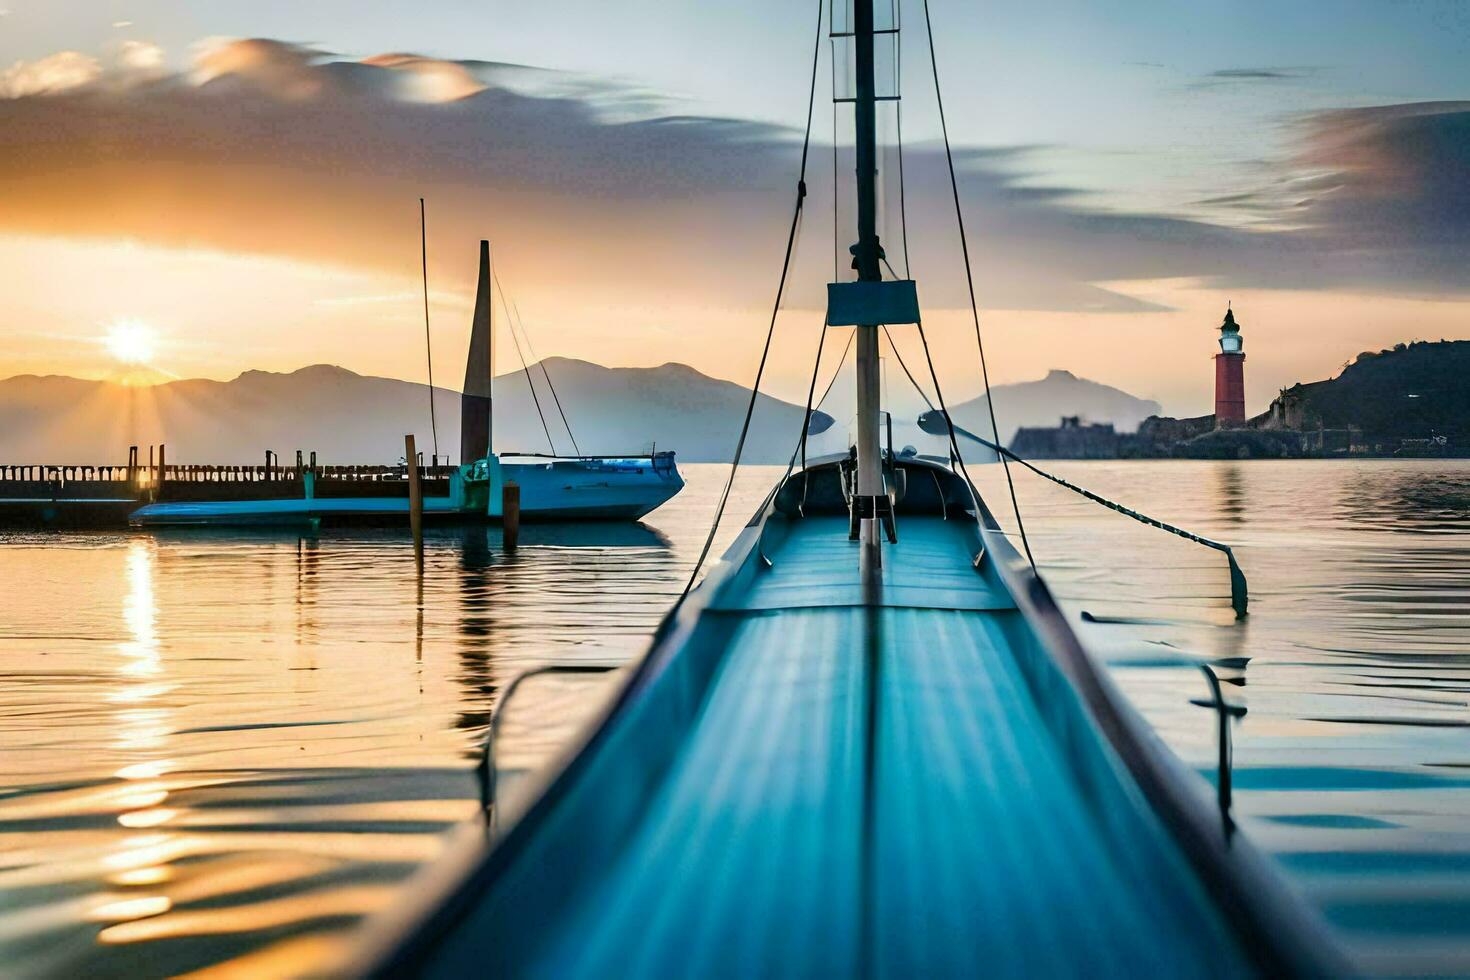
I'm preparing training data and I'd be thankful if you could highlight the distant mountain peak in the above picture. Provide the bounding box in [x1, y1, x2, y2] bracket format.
[947, 368, 1161, 443]
[234, 364, 362, 383]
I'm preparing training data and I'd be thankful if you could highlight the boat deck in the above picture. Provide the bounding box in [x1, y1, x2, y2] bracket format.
[717, 514, 1013, 612]
[417, 514, 1251, 978]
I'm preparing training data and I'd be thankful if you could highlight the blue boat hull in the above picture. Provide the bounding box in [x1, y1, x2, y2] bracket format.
[499, 456, 684, 521]
[128, 454, 683, 527]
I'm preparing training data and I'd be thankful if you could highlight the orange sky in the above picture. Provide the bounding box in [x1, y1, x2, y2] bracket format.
[5, 228, 1464, 416]
[1, 33, 1467, 418]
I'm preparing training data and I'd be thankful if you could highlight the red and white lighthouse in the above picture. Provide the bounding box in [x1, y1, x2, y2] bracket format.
[1214, 305, 1246, 427]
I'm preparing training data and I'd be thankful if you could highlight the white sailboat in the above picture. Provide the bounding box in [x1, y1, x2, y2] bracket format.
[130, 240, 685, 527]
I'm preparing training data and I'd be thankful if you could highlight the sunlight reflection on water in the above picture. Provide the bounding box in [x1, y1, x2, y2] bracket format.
[0, 460, 1467, 977]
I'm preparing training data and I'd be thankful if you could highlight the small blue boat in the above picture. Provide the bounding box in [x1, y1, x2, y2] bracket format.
[349, 3, 1347, 975]
[129, 242, 684, 527]
[127, 452, 683, 526]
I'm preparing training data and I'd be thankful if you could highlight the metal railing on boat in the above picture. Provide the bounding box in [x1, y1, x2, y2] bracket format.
[477, 664, 621, 833]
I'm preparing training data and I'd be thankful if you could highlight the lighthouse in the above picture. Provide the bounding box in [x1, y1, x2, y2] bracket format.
[1214, 305, 1246, 427]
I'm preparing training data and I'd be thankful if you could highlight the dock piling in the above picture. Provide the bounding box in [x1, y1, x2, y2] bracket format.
[503, 481, 520, 551]
[406, 434, 424, 565]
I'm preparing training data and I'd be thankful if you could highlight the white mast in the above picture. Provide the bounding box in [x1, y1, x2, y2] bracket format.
[851, 0, 884, 508]
[826, 0, 916, 565]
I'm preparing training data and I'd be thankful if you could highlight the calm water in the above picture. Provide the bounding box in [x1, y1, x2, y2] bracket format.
[1, 460, 1467, 977]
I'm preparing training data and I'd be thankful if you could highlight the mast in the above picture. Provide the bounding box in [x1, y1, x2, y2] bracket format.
[460, 240, 494, 465]
[826, 0, 913, 551]
[852, 0, 885, 507]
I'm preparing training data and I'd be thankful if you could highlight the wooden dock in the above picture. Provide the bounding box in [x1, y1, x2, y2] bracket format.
[0, 448, 457, 528]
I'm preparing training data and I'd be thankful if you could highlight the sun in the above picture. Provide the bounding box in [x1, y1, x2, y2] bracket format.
[103, 320, 158, 365]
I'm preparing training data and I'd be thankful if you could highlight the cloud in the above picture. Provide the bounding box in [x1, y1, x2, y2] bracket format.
[1, 51, 101, 98]
[1222, 101, 1470, 292]
[0, 41, 168, 99]
[1207, 67, 1311, 81]
[117, 40, 165, 73]
[0, 39, 1465, 319]
[0, 40, 827, 310]
[1297, 102, 1470, 239]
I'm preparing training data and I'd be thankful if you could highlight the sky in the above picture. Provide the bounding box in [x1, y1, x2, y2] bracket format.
[1, 0, 1468, 417]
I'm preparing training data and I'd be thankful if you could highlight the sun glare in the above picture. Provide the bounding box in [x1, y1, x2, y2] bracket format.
[103, 320, 158, 365]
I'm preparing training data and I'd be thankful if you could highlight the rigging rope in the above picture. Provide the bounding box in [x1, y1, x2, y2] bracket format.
[790, 325, 856, 515]
[919, 415, 1250, 618]
[815, 327, 856, 414]
[680, 0, 825, 601]
[921, 0, 1036, 570]
[763, 320, 849, 528]
[798, 325, 856, 471]
[799, 322, 830, 475]
[915, 318, 994, 505]
[419, 199, 440, 460]
[881, 323, 933, 411]
[500, 283, 582, 456]
[491, 271, 558, 455]
[766, 318, 833, 527]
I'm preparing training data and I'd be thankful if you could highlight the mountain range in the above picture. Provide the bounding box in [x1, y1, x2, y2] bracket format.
[0, 359, 1159, 464]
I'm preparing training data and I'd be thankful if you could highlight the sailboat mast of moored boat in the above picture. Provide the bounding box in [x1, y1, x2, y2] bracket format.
[461, 241, 493, 465]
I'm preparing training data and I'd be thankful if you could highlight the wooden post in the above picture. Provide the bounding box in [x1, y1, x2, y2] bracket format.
[156, 444, 166, 502]
[405, 434, 424, 565]
[502, 480, 520, 551]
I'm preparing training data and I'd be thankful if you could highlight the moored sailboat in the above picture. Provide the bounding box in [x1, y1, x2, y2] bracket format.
[129, 241, 684, 527]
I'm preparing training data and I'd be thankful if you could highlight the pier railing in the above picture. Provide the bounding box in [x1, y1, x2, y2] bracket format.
[0, 462, 461, 486]
[0, 464, 142, 483]
[0, 445, 474, 527]
[0, 448, 462, 506]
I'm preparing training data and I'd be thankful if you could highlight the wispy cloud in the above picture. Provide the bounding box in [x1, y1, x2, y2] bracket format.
[0, 50, 101, 97]
[1207, 67, 1315, 81]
